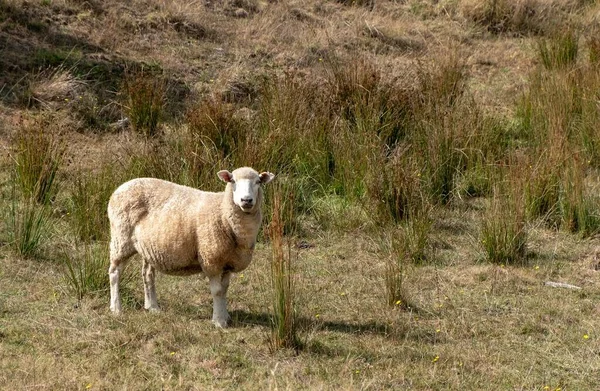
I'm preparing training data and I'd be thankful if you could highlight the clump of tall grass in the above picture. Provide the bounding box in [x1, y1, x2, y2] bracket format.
[6, 189, 52, 258]
[68, 166, 121, 242]
[537, 30, 579, 70]
[268, 185, 301, 351]
[481, 171, 528, 265]
[524, 153, 561, 224]
[381, 222, 426, 308]
[559, 155, 600, 237]
[410, 54, 471, 205]
[61, 242, 111, 301]
[122, 70, 166, 137]
[13, 114, 65, 204]
[187, 97, 248, 161]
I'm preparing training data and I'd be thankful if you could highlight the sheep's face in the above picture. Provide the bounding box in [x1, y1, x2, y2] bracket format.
[218, 167, 275, 213]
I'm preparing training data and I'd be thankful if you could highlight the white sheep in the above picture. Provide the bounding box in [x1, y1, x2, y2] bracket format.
[107, 167, 275, 327]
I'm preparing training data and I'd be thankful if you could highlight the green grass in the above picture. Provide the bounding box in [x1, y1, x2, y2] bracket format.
[61, 242, 112, 301]
[6, 193, 52, 258]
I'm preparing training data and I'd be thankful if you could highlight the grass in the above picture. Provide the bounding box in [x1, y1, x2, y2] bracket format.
[122, 70, 166, 137]
[268, 186, 301, 351]
[2, 0, 600, 389]
[61, 242, 112, 301]
[6, 193, 52, 258]
[12, 113, 65, 205]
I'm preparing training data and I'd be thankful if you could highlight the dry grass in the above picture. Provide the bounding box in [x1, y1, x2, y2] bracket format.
[2, 0, 600, 389]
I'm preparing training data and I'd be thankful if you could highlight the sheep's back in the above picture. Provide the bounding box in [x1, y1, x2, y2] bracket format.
[109, 178, 225, 274]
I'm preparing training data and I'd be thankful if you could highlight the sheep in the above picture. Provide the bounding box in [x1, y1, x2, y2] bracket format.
[107, 167, 275, 328]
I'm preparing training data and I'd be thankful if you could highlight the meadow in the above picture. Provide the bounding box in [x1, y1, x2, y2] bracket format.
[1, 0, 600, 389]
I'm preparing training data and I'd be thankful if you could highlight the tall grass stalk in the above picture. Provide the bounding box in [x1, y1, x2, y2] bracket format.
[268, 186, 301, 351]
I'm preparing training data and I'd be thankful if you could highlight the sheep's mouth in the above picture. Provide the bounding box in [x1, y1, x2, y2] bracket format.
[240, 204, 254, 213]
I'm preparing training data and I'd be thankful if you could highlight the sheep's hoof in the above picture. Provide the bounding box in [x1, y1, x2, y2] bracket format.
[110, 308, 122, 315]
[145, 306, 160, 313]
[212, 317, 230, 328]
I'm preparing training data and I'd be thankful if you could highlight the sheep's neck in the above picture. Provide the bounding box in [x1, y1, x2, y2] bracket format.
[221, 188, 261, 250]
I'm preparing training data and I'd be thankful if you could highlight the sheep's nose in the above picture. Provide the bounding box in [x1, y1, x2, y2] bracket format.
[241, 197, 253, 205]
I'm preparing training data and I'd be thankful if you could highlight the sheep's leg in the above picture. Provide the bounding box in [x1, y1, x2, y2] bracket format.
[142, 259, 159, 311]
[109, 263, 124, 314]
[109, 235, 135, 314]
[209, 272, 232, 328]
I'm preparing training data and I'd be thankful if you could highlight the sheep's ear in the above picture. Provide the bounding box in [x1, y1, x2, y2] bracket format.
[259, 172, 275, 184]
[217, 170, 233, 183]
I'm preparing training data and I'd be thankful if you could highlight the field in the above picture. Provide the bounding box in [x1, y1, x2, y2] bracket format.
[1, 0, 600, 389]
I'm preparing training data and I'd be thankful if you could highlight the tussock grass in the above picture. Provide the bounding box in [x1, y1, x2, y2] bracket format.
[537, 30, 579, 69]
[122, 70, 166, 137]
[61, 242, 111, 301]
[268, 185, 301, 351]
[13, 114, 65, 205]
[481, 183, 528, 265]
[68, 166, 120, 242]
[6, 193, 52, 258]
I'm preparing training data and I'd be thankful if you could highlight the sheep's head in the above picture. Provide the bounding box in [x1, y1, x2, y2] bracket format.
[218, 167, 275, 213]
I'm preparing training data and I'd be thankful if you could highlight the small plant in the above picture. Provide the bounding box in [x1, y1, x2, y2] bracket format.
[268, 185, 301, 351]
[7, 193, 52, 258]
[13, 114, 65, 204]
[122, 71, 166, 137]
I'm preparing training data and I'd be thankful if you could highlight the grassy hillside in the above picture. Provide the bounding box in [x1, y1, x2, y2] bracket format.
[1, 0, 600, 389]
